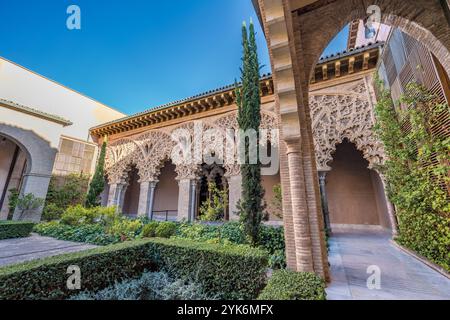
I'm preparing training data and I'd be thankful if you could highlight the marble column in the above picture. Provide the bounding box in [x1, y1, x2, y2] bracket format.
[107, 183, 127, 212]
[318, 171, 332, 234]
[227, 174, 242, 221]
[137, 181, 158, 219]
[189, 179, 198, 222]
[177, 179, 192, 221]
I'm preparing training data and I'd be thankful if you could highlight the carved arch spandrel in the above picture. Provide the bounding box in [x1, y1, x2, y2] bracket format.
[212, 110, 279, 176]
[105, 138, 141, 184]
[310, 81, 385, 171]
[105, 110, 280, 182]
[133, 131, 175, 182]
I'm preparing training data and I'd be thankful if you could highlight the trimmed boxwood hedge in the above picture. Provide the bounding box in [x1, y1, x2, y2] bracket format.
[0, 239, 155, 300]
[0, 221, 35, 240]
[257, 270, 326, 300]
[147, 238, 268, 300]
[0, 238, 269, 300]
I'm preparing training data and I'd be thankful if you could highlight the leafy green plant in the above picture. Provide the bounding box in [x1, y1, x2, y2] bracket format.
[60, 205, 98, 226]
[34, 221, 119, 245]
[141, 221, 159, 238]
[107, 218, 143, 241]
[198, 182, 228, 222]
[15, 193, 44, 220]
[85, 139, 107, 208]
[70, 271, 216, 300]
[42, 203, 65, 222]
[258, 270, 326, 300]
[44, 174, 90, 219]
[374, 78, 450, 271]
[154, 221, 177, 238]
[7, 188, 19, 220]
[268, 184, 283, 219]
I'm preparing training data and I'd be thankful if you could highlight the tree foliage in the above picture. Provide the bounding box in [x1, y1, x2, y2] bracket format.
[235, 20, 266, 245]
[374, 78, 450, 271]
[86, 139, 107, 208]
[199, 182, 228, 222]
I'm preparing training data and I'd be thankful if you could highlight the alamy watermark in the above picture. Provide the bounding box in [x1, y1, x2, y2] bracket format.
[67, 265, 81, 290]
[365, 5, 381, 40]
[366, 265, 381, 290]
[170, 121, 280, 175]
[66, 5, 81, 30]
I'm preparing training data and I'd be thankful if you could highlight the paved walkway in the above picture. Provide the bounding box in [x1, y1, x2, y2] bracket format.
[0, 234, 97, 267]
[326, 229, 450, 300]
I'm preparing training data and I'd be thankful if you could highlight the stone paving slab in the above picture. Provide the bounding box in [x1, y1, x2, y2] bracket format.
[0, 234, 97, 267]
[326, 229, 450, 300]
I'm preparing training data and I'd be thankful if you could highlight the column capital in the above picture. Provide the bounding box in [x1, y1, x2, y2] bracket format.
[284, 139, 302, 155]
[139, 179, 159, 185]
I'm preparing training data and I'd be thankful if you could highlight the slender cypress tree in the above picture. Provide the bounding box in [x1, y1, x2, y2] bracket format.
[236, 20, 265, 245]
[85, 136, 107, 207]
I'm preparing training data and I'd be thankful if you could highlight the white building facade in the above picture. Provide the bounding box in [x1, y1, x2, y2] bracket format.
[0, 57, 125, 221]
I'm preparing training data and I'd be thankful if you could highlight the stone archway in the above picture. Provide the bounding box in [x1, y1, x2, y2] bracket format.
[255, 0, 450, 279]
[326, 140, 392, 229]
[0, 124, 57, 221]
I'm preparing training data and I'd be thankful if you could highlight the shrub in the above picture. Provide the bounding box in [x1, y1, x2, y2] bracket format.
[60, 205, 98, 226]
[42, 203, 65, 222]
[7, 188, 19, 220]
[70, 271, 216, 300]
[34, 221, 119, 245]
[107, 218, 143, 241]
[95, 206, 121, 227]
[374, 80, 450, 272]
[14, 193, 45, 220]
[198, 182, 228, 221]
[257, 270, 326, 300]
[0, 238, 268, 300]
[175, 222, 285, 269]
[141, 221, 159, 238]
[268, 250, 286, 270]
[259, 225, 285, 254]
[147, 238, 268, 299]
[0, 240, 156, 300]
[155, 221, 177, 238]
[219, 222, 247, 244]
[44, 174, 90, 220]
[0, 221, 35, 240]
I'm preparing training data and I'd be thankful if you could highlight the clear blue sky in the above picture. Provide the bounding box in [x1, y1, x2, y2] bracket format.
[0, 0, 348, 115]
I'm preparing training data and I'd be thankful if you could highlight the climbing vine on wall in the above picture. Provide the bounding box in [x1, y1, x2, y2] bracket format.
[373, 77, 450, 272]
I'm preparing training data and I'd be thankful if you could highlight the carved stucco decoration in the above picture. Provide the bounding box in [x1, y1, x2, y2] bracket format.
[133, 131, 175, 182]
[105, 110, 279, 182]
[310, 81, 385, 172]
[213, 110, 278, 176]
[105, 138, 141, 184]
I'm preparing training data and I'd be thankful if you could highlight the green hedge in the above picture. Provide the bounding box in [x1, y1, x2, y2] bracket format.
[257, 270, 326, 300]
[147, 238, 268, 300]
[0, 238, 269, 300]
[0, 239, 155, 300]
[0, 221, 35, 240]
[34, 221, 120, 245]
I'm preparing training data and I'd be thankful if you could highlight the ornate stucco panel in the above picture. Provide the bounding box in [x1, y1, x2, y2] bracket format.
[310, 79, 385, 171]
[104, 110, 279, 182]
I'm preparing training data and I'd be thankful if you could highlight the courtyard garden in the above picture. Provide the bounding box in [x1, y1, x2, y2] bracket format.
[0, 204, 326, 300]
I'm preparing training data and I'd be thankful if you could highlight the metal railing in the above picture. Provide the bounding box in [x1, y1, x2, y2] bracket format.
[151, 210, 178, 222]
